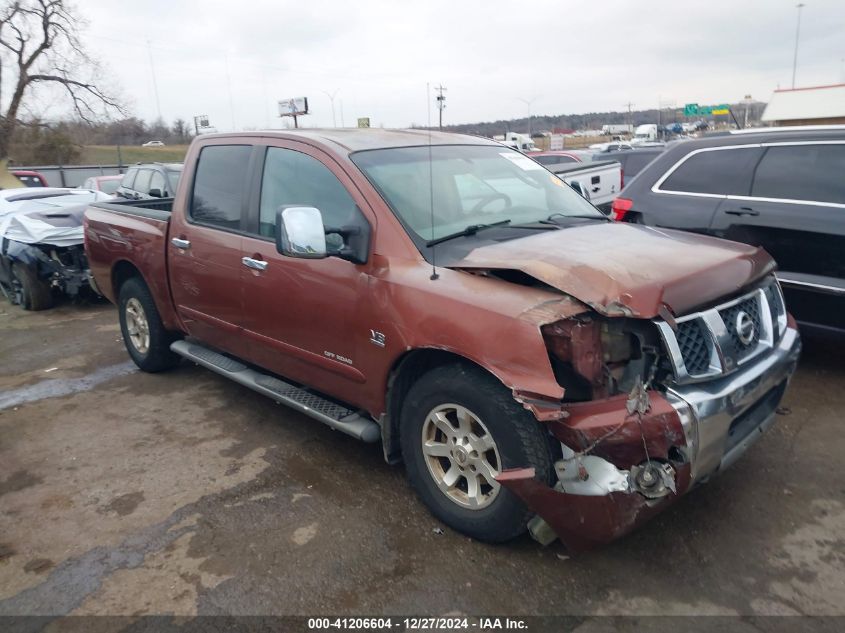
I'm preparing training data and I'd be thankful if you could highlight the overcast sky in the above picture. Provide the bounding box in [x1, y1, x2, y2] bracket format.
[66, 0, 845, 130]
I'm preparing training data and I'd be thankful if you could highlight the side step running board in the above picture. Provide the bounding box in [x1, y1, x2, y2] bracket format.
[170, 340, 380, 443]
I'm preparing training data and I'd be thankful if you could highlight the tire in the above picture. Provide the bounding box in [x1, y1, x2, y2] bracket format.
[118, 276, 180, 372]
[400, 363, 552, 543]
[12, 263, 53, 311]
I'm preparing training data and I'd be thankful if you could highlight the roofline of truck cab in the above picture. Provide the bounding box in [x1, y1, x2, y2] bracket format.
[194, 129, 501, 154]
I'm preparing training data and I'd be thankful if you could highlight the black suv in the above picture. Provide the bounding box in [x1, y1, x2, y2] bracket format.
[612, 126, 845, 332]
[117, 162, 182, 200]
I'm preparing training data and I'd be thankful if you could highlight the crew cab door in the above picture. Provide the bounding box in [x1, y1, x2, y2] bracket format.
[168, 143, 255, 355]
[708, 142, 845, 328]
[238, 142, 375, 404]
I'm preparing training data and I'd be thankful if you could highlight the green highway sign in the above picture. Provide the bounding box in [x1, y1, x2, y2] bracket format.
[684, 103, 730, 116]
[684, 103, 699, 116]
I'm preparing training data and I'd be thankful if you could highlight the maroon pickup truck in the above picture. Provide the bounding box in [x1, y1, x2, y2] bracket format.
[84, 130, 801, 551]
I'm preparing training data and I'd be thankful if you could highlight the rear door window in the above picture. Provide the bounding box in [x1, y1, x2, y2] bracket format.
[190, 145, 252, 231]
[752, 144, 845, 204]
[659, 147, 762, 196]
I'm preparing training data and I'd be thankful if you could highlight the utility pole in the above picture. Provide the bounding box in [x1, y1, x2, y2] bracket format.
[225, 52, 236, 130]
[743, 94, 753, 128]
[624, 101, 634, 130]
[435, 84, 447, 129]
[792, 3, 806, 89]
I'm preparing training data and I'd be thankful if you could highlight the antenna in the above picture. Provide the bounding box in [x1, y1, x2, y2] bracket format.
[427, 83, 439, 281]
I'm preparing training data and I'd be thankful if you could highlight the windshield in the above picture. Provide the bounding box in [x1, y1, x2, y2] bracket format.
[351, 145, 603, 242]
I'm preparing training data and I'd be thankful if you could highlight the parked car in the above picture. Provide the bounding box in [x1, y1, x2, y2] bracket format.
[611, 126, 845, 332]
[142, 140, 165, 147]
[85, 129, 800, 551]
[531, 150, 585, 167]
[0, 188, 110, 309]
[81, 175, 122, 195]
[589, 147, 664, 188]
[116, 163, 182, 200]
[9, 170, 48, 188]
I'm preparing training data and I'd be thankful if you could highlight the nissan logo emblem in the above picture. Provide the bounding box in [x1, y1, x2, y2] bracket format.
[735, 311, 756, 346]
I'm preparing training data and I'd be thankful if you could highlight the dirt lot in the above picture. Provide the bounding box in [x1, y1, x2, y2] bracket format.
[1, 299, 844, 620]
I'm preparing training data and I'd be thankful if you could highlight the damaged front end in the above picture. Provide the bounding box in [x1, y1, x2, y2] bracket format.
[0, 240, 98, 305]
[497, 276, 802, 552]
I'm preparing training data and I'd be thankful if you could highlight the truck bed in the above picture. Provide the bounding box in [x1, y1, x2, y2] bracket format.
[548, 160, 622, 209]
[83, 197, 177, 328]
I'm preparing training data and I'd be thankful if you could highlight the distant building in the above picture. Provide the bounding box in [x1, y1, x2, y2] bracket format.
[761, 83, 845, 126]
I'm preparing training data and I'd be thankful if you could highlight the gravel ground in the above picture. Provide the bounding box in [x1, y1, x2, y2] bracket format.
[1, 299, 843, 622]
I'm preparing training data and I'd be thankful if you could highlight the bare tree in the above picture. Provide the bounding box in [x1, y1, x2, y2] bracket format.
[172, 117, 189, 143]
[0, 0, 123, 168]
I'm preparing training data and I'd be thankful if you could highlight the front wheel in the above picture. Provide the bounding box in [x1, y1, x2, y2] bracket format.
[400, 363, 552, 543]
[118, 277, 180, 372]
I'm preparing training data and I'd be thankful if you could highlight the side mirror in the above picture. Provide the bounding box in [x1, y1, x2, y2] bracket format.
[148, 187, 163, 198]
[275, 206, 327, 259]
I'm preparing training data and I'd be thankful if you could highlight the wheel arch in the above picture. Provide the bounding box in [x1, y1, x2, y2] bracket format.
[110, 259, 182, 332]
[382, 347, 506, 464]
[111, 259, 144, 299]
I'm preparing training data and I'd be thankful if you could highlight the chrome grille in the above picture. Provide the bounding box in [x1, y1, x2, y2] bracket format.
[675, 319, 712, 375]
[656, 277, 787, 384]
[720, 296, 762, 359]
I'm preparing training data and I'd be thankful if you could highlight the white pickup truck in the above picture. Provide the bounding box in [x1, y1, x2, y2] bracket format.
[545, 160, 622, 212]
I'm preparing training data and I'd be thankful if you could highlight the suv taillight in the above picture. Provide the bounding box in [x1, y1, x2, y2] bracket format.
[611, 197, 633, 221]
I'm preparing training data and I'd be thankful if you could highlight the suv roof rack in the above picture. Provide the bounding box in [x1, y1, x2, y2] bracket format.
[728, 124, 845, 135]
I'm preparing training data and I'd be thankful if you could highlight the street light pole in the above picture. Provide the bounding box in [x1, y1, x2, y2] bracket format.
[792, 3, 806, 89]
[517, 97, 538, 137]
[321, 89, 339, 127]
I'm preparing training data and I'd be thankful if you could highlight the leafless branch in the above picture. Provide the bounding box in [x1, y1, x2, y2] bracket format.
[0, 0, 124, 157]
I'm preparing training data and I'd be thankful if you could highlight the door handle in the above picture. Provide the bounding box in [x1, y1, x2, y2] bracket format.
[724, 207, 759, 217]
[242, 256, 268, 271]
[171, 237, 191, 249]
[591, 186, 600, 193]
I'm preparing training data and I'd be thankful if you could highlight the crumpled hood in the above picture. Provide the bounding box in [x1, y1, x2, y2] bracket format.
[450, 222, 775, 318]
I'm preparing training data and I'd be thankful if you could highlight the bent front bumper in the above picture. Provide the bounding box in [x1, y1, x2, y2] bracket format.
[498, 325, 801, 551]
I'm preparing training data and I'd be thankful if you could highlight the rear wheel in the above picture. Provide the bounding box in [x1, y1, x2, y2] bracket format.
[12, 263, 53, 311]
[400, 363, 552, 543]
[118, 277, 180, 372]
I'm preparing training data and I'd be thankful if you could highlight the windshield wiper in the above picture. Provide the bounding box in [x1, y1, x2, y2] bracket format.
[542, 212, 610, 225]
[426, 219, 511, 247]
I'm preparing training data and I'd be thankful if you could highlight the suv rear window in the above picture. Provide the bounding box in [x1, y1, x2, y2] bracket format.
[752, 144, 845, 205]
[134, 169, 153, 195]
[659, 147, 762, 196]
[121, 168, 137, 189]
[535, 155, 577, 165]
